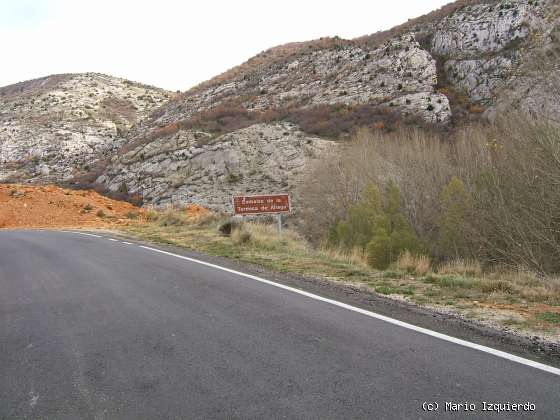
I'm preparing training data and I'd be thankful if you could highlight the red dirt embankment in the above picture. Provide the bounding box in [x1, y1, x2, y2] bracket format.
[0, 184, 142, 229]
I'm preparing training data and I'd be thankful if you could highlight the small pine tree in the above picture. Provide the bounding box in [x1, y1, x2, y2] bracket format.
[439, 176, 472, 258]
[367, 227, 391, 269]
[330, 182, 421, 270]
[335, 184, 383, 249]
[366, 182, 421, 269]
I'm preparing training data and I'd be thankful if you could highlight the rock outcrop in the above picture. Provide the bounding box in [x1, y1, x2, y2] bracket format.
[99, 123, 331, 211]
[431, 0, 554, 108]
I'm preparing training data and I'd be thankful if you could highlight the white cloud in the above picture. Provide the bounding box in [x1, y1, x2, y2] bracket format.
[1, 0, 451, 91]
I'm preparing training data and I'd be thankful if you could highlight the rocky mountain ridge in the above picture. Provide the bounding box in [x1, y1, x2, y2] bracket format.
[1, 0, 558, 212]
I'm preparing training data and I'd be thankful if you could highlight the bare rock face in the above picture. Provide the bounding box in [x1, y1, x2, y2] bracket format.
[431, 0, 553, 106]
[0, 73, 171, 183]
[99, 123, 331, 212]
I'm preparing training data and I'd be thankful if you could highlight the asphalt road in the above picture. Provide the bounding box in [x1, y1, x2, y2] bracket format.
[0, 230, 558, 419]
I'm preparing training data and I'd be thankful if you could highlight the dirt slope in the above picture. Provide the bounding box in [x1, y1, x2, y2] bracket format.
[0, 184, 142, 229]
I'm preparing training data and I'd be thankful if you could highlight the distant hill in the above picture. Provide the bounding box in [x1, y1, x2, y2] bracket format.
[0, 73, 171, 183]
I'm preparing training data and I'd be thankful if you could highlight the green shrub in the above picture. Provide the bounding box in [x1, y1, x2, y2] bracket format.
[365, 183, 422, 269]
[367, 229, 391, 269]
[331, 182, 421, 270]
[436, 275, 474, 289]
[439, 176, 472, 258]
[333, 184, 382, 249]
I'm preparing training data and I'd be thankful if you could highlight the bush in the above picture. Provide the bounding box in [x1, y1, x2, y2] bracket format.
[470, 116, 560, 273]
[231, 226, 252, 245]
[439, 176, 473, 258]
[330, 182, 421, 270]
[333, 184, 382, 249]
[218, 219, 242, 236]
[144, 209, 159, 222]
[396, 251, 431, 276]
[366, 229, 391, 270]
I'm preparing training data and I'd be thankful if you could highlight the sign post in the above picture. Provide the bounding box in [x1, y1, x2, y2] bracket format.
[233, 194, 291, 236]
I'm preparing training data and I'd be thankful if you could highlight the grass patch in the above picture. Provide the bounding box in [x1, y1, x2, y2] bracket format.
[535, 312, 560, 325]
[422, 274, 438, 284]
[438, 259, 482, 277]
[436, 275, 474, 289]
[399, 287, 415, 296]
[375, 285, 399, 295]
[383, 270, 404, 279]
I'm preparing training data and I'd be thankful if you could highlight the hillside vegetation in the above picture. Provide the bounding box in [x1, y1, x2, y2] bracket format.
[303, 114, 560, 274]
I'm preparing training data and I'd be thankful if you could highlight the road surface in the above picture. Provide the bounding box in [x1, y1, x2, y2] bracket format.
[0, 230, 558, 419]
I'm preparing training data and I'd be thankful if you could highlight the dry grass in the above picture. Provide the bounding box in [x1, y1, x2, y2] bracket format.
[487, 269, 560, 306]
[318, 246, 369, 268]
[232, 222, 309, 253]
[438, 259, 482, 277]
[396, 251, 431, 276]
[124, 209, 374, 283]
[144, 208, 159, 222]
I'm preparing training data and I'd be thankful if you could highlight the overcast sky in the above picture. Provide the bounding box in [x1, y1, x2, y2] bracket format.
[1, 0, 452, 91]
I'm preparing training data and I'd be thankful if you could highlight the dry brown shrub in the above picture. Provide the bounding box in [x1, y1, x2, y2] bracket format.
[438, 259, 482, 277]
[300, 124, 490, 245]
[468, 104, 485, 114]
[396, 251, 431, 276]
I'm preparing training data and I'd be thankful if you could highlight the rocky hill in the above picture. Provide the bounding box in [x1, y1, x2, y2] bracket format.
[98, 0, 558, 212]
[1, 0, 558, 212]
[0, 73, 171, 183]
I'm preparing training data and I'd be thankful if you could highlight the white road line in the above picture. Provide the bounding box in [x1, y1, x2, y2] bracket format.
[122, 241, 133, 245]
[108, 238, 118, 242]
[139, 244, 560, 377]
[76, 232, 101, 238]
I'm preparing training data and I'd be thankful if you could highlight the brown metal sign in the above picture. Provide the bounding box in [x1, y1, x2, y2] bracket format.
[233, 194, 290, 215]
